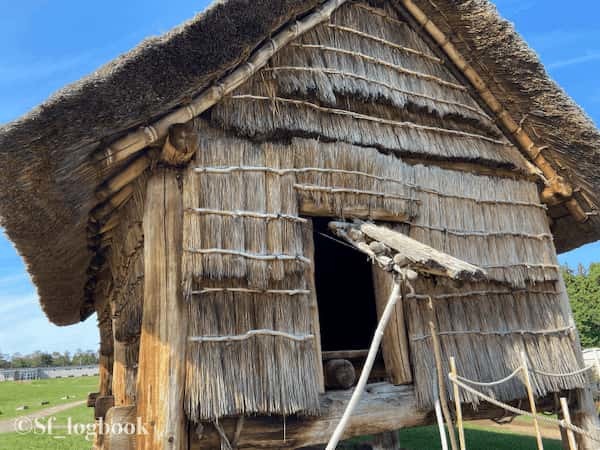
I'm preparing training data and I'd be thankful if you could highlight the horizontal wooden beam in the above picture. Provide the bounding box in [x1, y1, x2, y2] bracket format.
[300, 200, 409, 223]
[192, 382, 555, 449]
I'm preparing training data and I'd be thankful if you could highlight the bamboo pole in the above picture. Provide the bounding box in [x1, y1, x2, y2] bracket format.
[97, 154, 151, 202]
[560, 397, 578, 450]
[398, 0, 588, 222]
[325, 281, 402, 450]
[428, 298, 458, 450]
[449, 357, 466, 450]
[96, 0, 348, 168]
[520, 352, 544, 450]
[435, 397, 450, 450]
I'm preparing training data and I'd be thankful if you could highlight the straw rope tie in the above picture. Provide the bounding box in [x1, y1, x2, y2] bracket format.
[183, 248, 311, 264]
[194, 165, 547, 210]
[189, 329, 315, 343]
[231, 94, 511, 145]
[410, 325, 575, 342]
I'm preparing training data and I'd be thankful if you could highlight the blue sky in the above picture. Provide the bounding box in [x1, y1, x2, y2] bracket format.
[0, 0, 599, 354]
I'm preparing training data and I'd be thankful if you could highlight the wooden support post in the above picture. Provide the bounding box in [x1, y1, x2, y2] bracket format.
[113, 341, 134, 407]
[560, 397, 577, 450]
[372, 266, 412, 385]
[370, 431, 400, 450]
[136, 169, 188, 450]
[99, 354, 113, 397]
[520, 352, 544, 450]
[104, 405, 138, 450]
[449, 357, 465, 450]
[95, 396, 116, 420]
[428, 298, 458, 450]
[303, 219, 325, 392]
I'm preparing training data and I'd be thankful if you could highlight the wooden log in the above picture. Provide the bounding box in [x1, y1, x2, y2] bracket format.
[520, 352, 544, 450]
[88, 392, 100, 408]
[160, 123, 198, 166]
[97, 155, 151, 202]
[559, 397, 577, 450]
[570, 388, 599, 450]
[372, 266, 412, 385]
[104, 405, 138, 450]
[359, 222, 485, 281]
[95, 396, 115, 420]
[325, 359, 356, 390]
[300, 199, 409, 223]
[92, 185, 134, 223]
[191, 382, 557, 449]
[136, 169, 188, 450]
[322, 350, 369, 360]
[303, 219, 325, 392]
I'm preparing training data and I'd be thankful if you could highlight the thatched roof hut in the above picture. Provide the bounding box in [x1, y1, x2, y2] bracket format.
[1, 0, 599, 448]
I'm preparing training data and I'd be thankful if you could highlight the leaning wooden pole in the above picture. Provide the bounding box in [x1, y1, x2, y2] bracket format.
[520, 352, 544, 450]
[449, 357, 466, 450]
[326, 281, 402, 449]
[136, 169, 188, 450]
[560, 397, 578, 450]
[428, 298, 458, 450]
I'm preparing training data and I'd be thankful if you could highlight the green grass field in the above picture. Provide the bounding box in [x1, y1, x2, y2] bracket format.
[0, 376, 565, 449]
[0, 376, 98, 420]
[0, 402, 93, 449]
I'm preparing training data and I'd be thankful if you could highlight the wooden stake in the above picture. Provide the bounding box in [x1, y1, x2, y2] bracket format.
[520, 352, 544, 450]
[435, 397, 449, 450]
[449, 357, 466, 450]
[560, 397, 577, 450]
[428, 298, 458, 450]
[372, 265, 412, 384]
[136, 169, 188, 450]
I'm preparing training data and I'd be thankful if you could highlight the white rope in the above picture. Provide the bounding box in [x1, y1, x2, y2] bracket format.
[449, 374, 600, 442]
[185, 207, 307, 223]
[232, 94, 509, 145]
[326, 24, 443, 63]
[193, 166, 547, 210]
[410, 326, 575, 342]
[189, 329, 314, 343]
[289, 43, 468, 91]
[191, 288, 310, 296]
[531, 365, 594, 378]
[183, 248, 311, 264]
[455, 366, 523, 387]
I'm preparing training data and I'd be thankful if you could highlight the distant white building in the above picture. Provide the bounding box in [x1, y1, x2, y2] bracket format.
[0, 365, 99, 382]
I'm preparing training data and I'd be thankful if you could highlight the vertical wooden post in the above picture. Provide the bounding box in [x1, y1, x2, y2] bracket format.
[371, 431, 400, 449]
[520, 352, 544, 450]
[372, 266, 412, 385]
[112, 341, 135, 406]
[428, 298, 458, 450]
[303, 219, 325, 392]
[449, 357, 465, 450]
[560, 397, 578, 450]
[136, 169, 188, 450]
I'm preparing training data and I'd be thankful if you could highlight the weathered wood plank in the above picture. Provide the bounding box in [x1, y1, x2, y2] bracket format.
[372, 266, 412, 385]
[190, 382, 551, 449]
[104, 405, 137, 450]
[136, 169, 188, 450]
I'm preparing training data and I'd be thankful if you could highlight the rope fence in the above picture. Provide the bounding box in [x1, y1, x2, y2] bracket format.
[447, 352, 600, 450]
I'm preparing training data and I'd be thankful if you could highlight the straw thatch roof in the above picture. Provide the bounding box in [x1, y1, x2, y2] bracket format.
[0, 0, 599, 325]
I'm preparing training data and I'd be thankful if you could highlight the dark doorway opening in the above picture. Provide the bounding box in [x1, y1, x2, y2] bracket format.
[312, 218, 378, 351]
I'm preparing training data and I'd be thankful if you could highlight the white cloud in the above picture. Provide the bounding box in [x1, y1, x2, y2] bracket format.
[548, 52, 600, 70]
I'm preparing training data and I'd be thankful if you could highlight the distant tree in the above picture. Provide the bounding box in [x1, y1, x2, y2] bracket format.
[563, 263, 600, 348]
